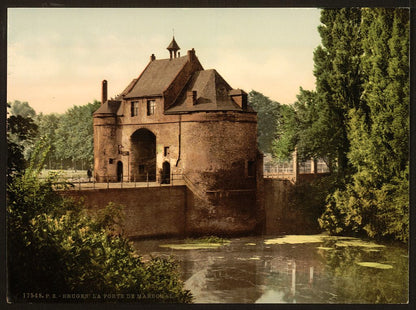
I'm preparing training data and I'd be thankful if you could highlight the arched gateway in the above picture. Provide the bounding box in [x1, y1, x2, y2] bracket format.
[130, 128, 156, 182]
[93, 38, 262, 236]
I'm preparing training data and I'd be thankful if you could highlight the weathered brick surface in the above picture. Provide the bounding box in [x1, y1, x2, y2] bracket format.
[93, 46, 263, 236]
[63, 186, 187, 238]
[263, 179, 321, 234]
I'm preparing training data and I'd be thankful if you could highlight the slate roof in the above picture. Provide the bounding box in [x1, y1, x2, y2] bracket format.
[165, 69, 254, 114]
[117, 78, 138, 99]
[167, 37, 180, 51]
[93, 100, 122, 115]
[124, 56, 189, 99]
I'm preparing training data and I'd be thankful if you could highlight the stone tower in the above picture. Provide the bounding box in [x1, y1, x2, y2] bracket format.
[93, 38, 264, 236]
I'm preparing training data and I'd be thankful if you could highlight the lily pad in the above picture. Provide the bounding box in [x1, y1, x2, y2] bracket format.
[356, 262, 393, 269]
[159, 243, 225, 250]
[264, 234, 326, 245]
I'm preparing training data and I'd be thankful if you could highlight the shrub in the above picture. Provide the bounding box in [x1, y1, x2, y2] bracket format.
[7, 151, 192, 303]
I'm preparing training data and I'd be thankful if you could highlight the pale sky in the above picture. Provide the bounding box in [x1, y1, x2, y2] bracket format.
[7, 8, 322, 114]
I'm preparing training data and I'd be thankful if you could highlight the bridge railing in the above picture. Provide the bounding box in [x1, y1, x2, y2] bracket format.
[40, 172, 186, 191]
[264, 156, 330, 181]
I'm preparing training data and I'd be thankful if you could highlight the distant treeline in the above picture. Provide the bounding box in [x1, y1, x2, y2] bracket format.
[7, 99, 100, 172]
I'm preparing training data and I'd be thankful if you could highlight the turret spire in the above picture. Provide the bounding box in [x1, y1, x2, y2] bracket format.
[167, 36, 180, 59]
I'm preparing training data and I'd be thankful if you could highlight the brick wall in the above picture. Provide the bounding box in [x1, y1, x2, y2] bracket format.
[263, 179, 322, 235]
[63, 186, 187, 239]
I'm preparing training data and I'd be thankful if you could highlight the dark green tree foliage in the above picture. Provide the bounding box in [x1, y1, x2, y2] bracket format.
[319, 8, 409, 242]
[7, 143, 192, 302]
[7, 102, 38, 181]
[54, 100, 101, 169]
[273, 9, 363, 174]
[273, 88, 330, 163]
[36, 113, 61, 169]
[248, 91, 282, 154]
[312, 8, 363, 177]
[272, 103, 297, 160]
[9, 100, 36, 118]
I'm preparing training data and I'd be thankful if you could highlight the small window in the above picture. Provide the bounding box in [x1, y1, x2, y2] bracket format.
[247, 160, 255, 177]
[147, 100, 155, 116]
[109, 158, 114, 164]
[131, 101, 139, 116]
[164, 146, 169, 157]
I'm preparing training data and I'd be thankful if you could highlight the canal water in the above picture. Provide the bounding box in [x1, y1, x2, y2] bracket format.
[133, 234, 408, 304]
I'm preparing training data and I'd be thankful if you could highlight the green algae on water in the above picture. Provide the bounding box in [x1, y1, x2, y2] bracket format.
[364, 248, 381, 252]
[326, 236, 359, 240]
[335, 240, 385, 248]
[264, 234, 326, 245]
[356, 262, 393, 269]
[184, 236, 230, 244]
[159, 243, 227, 250]
[160, 236, 231, 250]
[317, 246, 334, 251]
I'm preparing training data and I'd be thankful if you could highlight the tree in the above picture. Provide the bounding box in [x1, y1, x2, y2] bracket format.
[319, 8, 409, 242]
[36, 113, 61, 169]
[273, 8, 363, 175]
[311, 8, 363, 178]
[272, 8, 409, 242]
[7, 142, 193, 302]
[54, 100, 101, 170]
[272, 103, 297, 160]
[7, 102, 38, 181]
[9, 100, 36, 118]
[272, 88, 335, 164]
[248, 90, 282, 154]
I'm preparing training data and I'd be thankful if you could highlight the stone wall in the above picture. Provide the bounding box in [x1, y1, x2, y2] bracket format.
[180, 111, 261, 236]
[63, 186, 187, 239]
[93, 115, 119, 182]
[263, 178, 322, 235]
[62, 176, 323, 239]
[62, 182, 263, 239]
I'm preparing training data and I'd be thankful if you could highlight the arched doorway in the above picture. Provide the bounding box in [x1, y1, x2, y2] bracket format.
[117, 161, 123, 182]
[161, 161, 170, 184]
[130, 128, 156, 182]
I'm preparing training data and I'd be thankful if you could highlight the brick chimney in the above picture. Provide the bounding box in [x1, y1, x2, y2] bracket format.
[101, 80, 108, 105]
[187, 48, 196, 62]
[185, 90, 197, 106]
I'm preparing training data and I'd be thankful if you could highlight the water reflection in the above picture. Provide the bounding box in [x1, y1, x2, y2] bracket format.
[133, 235, 408, 304]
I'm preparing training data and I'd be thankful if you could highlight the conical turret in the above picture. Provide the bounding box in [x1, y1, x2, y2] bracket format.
[167, 36, 180, 59]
